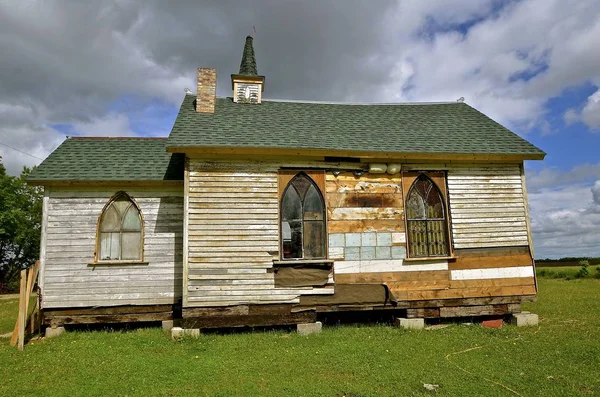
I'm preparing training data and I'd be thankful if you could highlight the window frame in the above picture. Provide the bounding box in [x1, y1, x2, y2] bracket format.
[402, 171, 453, 260]
[278, 170, 328, 261]
[92, 191, 146, 265]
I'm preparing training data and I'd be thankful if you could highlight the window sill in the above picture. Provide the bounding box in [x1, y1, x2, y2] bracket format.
[88, 261, 149, 267]
[403, 256, 455, 263]
[273, 259, 334, 265]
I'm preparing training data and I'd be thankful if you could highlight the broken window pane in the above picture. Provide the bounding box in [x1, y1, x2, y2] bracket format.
[282, 186, 302, 221]
[283, 220, 303, 258]
[304, 221, 325, 258]
[304, 184, 324, 220]
[291, 174, 312, 200]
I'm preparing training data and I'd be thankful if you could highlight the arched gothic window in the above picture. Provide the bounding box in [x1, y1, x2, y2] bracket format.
[281, 173, 326, 259]
[406, 175, 449, 257]
[97, 192, 143, 261]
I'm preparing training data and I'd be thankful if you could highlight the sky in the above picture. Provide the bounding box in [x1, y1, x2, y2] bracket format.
[1, 0, 599, 259]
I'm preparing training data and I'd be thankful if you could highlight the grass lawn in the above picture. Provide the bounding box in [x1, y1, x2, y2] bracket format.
[1, 279, 599, 396]
[0, 294, 38, 339]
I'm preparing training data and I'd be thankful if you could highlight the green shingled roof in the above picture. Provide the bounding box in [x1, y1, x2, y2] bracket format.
[166, 95, 545, 158]
[28, 138, 184, 183]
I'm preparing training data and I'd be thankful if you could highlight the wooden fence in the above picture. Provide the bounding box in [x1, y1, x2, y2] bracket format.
[10, 260, 40, 351]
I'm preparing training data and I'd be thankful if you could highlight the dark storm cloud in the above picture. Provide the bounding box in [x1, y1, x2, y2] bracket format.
[136, 0, 398, 100]
[0, 0, 397, 125]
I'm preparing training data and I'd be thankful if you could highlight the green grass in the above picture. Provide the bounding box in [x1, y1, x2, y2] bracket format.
[0, 295, 37, 337]
[0, 298, 18, 336]
[1, 279, 599, 396]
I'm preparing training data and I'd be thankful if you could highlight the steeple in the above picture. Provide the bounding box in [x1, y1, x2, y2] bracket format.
[231, 35, 265, 104]
[238, 36, 258, 76]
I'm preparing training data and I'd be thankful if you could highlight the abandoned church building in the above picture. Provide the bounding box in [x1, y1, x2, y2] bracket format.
[28, 36, 545, 332]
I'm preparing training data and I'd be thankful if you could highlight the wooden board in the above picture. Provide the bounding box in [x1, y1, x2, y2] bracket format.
[450, 253, 533, 270]
[182, 311, 316, 329]
[46, 312, 173, 325]
[390, 285, 536, 301]
[447, 165, 529, 248]
[335, 270, 450, 284]
[328, 219, 404, 233]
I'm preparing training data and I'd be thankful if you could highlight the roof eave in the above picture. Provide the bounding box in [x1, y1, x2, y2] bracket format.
[165, 145, 545, 161]
[26, 179, 184, 187]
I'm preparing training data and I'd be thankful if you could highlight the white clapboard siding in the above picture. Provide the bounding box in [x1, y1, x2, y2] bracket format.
[186, 161, 333, 308]
[42, 187, 184, 308]
[447, 165, 529, 249]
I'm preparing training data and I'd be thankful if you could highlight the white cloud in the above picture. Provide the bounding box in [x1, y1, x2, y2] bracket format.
[381, 0, 600, 129]
[561, 88, 600, 129]
[0, 102, 64, 174]
[527, 163, 600, 192]
[71, 113, 135, 137]
[581, 89, 600, 128]
[592, 180, 600, 205]
[564, 108, 580, 125]
[528, 168, 600, 258]
[529, 183, 600, 258]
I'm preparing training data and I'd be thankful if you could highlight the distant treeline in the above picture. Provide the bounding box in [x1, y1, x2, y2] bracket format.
[536, 257, 600, 267]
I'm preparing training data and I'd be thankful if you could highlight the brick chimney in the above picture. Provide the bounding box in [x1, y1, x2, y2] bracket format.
[196, 68, 216, 113]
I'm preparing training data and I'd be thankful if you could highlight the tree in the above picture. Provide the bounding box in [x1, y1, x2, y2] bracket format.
[0, 157, 43, 291]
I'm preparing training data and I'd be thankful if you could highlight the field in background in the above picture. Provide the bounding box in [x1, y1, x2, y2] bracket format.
[536, 265, 600, 280]
[1, 278, 599, 396]
[536, 258, 600, 267]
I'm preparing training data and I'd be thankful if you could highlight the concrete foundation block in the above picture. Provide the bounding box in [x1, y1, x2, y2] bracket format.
[162, 319, 181, 332]
[171, 327, 200, 340]
[45, 326, 65, 338]
[511, 312, 539, 327]
[297, 321, 322, 335]
[395, 318, 425, 330]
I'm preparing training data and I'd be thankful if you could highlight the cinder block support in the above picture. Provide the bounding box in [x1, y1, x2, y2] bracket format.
[511, 312, 539, 327]
[45, 326, 65, 338]
[395, 318, 425, 330]
[297, 321, 322, 335]
[162, 320, 181, 332]
[171, 327, 200, 340]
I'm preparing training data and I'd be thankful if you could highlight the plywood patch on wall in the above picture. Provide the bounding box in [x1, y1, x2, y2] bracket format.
[447, 165, 529, 249]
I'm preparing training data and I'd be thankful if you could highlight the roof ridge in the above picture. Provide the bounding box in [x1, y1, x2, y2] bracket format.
[69, 136, 168, 140]
[222, 97, 462, 106]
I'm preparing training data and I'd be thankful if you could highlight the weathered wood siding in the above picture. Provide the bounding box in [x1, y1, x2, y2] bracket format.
[184, 160, 534, 310]
[42, 187, 183, 308]
[186, 160, 333, 308]
[326, 172, 409, 274]
[446, 165, 529, 249]
[327, 163, 534, 302]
